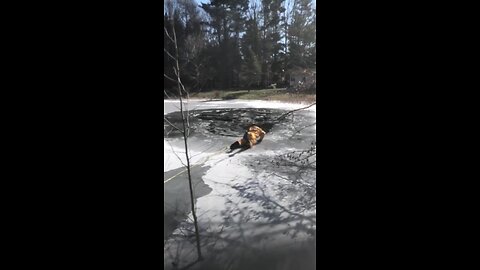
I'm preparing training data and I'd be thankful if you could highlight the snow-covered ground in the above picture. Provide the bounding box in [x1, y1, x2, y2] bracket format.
[164, 99, 316, 270]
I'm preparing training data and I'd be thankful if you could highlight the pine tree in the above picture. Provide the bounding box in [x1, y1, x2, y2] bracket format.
[288, 0, 315, 69]
[164, 0, 316, 92]
[201, 0, 248, 89]
[268, 0, 286, 85]
[240, 1, 261, 88]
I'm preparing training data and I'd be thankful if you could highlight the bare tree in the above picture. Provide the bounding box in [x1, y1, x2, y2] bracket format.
[164, 13, 203, 262]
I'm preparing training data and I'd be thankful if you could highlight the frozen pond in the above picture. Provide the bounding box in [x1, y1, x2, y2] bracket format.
[164, 99, 316, 270]
[164, 99, 316, 170]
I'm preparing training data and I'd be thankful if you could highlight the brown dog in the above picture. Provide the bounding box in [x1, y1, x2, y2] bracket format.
[230, 125, 266, 150]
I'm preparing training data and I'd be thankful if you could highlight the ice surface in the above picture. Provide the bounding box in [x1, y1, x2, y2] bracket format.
[164, 99, 316, 270]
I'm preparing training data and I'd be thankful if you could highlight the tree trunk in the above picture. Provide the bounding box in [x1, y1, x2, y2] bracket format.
[166, 17, 203, 261]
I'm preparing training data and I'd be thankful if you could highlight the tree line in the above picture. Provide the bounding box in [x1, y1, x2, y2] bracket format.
[164, 0, 316, 93]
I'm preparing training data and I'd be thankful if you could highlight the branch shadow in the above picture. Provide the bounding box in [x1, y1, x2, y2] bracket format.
[164, 145, 317, 270]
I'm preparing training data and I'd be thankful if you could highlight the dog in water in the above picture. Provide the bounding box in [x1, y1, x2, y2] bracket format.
[230, 125, 266, 151]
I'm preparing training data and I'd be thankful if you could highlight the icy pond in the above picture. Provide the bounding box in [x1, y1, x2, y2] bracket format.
[164, 99, 316, 270]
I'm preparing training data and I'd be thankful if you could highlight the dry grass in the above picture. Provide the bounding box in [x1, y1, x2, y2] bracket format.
[188, 89, 316, 104]
[264, 93, 316, 104]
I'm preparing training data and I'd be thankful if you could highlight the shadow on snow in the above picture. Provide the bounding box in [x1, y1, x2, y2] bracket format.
[164, 145, 316, 270]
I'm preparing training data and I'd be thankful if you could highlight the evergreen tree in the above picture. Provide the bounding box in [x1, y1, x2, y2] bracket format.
[164, 0, 316, 92]
[267, 0, 286, 84]
[240, 1, 261, 88]
[201, 0, 248, 89]
[287, 0, 315, 69]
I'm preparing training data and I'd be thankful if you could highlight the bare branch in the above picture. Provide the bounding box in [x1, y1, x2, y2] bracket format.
[164, 73, 177, 83]
[164, 90, 179, 101]
[164, 47, 177, 62]
[164, 27, 175, 43]
[276, 102, 316, 121]
[289, 122, 316, 139]
[164, 117, 183, 134]
[166, 140, 187, 168]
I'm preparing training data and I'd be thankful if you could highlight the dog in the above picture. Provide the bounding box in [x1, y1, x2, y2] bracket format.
[230, 125, 266, 151]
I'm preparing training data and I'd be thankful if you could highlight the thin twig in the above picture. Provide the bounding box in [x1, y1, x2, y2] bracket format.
[289, 122, 316, 139]
[164, 27, 175, 43]
[166, 140, 187, 168]
[164, 117, 183, 133]
[164, 47, 177, 62]
[164, 74, 177, 83]
[276, 102, 316, 121]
